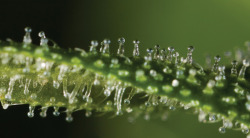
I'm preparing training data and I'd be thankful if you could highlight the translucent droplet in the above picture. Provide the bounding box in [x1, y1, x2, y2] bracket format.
[118, 70, 129, 76]
[85, 110, 92, 117]
[91, 40, 98, 46]
[218, 127, 226, 134]
[223, 119, 233, 128]
[189, 69, 197, 76]
[169, 106, 176, 110]
[93, 79, 100, 85]
[93, 74, 100, 86]
[50, 97, 56, 103]
[218, 66, 225, 72]
[104, 89, 111, 97]
[168, 47, 175, 52]
[163, 66, 172, 74]
[53, 80, 60, 89]
[30, 93, 37, 100]
[176, 68, 184, 79]
[53, 111, 60, 116]
[133, 40, 140, 44]
[5, 94, 11, 101]
[25, 27, 32, 33]
[110, 58, 119, 68]
[82, 95, 87, 102]
[172, 79, 179, 87]
[65, 111, 73, 122]
[87, 97, 93, 104]
[106, 101, 113, 106]
[38, 31, 45, 38]
[188, 46, 194, 52]
[214, 55, 221, 62]
[27, 112, 34, 118]
[65, 115, 73, 122]
[242, 128, 249, 134]
[118, 37, 125, 43]
[111, 58, 119, 64]
[149, 69, 157, 77]
[116, 110, 123, 116]
[145, 101, 151, 107]
[124, 98, 130, 105]
[207, 80, 215, 88]
[209, 114, 217, 122]
[152, 101, 158, 106]
[53, 107, 60, 116]
[103, 39, 111, 44]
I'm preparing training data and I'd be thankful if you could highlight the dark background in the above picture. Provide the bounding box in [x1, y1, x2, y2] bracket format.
[0, 0, 250, 138]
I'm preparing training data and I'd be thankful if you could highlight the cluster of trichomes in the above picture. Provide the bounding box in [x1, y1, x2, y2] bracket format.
[1, 27, 250, 137]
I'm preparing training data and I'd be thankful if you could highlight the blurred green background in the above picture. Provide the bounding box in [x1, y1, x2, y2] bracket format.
[1, 0, 250, 138]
